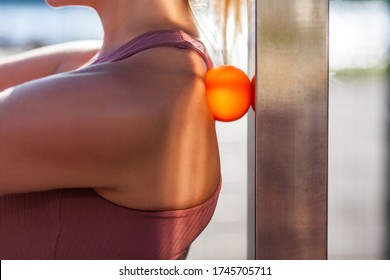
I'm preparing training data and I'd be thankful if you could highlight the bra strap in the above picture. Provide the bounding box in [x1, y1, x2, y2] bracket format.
[91, 30, 213, 69]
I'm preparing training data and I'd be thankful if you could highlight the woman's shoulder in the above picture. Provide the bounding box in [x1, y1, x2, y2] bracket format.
[0, 46, 220, 208]
[109, 44, 209, 96]
[75, 45, 211, 122]
[83, 48, 221, 211]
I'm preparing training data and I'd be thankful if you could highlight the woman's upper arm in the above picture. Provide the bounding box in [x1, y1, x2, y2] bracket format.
[0, 41, 102, 91]
[0, 67, 160, 195]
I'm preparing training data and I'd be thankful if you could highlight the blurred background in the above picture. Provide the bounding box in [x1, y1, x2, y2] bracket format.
[328, 0, 390, 259]
[0, 0, 389, 259]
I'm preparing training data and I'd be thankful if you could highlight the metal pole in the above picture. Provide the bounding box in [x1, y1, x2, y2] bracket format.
[247, 0, 256, 260]
[248, 0, 329, 259]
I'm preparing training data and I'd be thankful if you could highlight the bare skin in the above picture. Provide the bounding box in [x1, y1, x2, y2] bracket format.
[0, 0, 220, 211]
[0, 40, 102, 91]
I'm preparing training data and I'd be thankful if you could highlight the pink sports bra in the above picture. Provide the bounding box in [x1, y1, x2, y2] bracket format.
[91, 29, 213, 69]
[0, 30, 221, 260]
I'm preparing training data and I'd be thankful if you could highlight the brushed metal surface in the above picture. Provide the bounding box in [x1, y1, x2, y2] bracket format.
[247, 0, 256, 260]
[252, 0, 328, 259]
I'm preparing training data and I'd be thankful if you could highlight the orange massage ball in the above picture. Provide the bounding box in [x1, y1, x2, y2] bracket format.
[206, 65, 252, 122]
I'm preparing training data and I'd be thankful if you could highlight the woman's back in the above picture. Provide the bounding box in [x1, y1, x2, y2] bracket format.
[0, 30, 221, 259]
[85, 29, 221, 211]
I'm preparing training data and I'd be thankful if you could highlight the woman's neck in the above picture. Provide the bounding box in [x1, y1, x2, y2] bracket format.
[93, 0, 199, 57]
